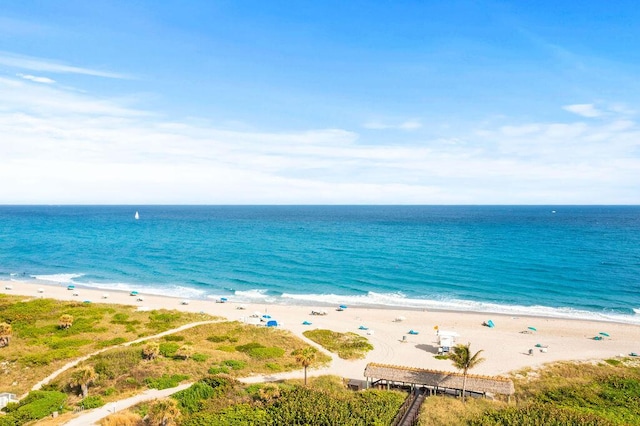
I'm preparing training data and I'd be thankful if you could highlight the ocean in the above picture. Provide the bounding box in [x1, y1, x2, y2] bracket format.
[0, 205, 638, 324]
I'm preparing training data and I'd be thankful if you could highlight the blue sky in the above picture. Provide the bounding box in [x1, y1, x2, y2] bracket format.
[1, 1, 639, 204]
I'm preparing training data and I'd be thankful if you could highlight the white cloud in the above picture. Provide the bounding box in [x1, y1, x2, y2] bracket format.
[363, 119, 422, 131]
[563, 103, 602, 118]
[0, 51, 128, 79]
[17, 73, 55, 84]
[0, 74, 638, 204]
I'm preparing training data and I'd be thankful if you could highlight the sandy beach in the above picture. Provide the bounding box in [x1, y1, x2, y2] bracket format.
[3, 280, 639, 380]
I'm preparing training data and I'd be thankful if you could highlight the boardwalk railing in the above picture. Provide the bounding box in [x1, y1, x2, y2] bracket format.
[392, 387, 427, 426]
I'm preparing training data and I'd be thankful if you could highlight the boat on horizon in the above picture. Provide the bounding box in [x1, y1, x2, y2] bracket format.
[134, 211, 139, 220]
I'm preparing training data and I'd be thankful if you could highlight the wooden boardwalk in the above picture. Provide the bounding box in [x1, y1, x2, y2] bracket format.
[364, 363, 515, 397]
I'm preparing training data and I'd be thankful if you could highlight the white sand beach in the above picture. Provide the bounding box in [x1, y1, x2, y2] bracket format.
[3, 280, 639, 380]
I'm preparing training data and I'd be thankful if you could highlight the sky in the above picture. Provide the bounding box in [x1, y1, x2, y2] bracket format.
[1, 1, 639, 204]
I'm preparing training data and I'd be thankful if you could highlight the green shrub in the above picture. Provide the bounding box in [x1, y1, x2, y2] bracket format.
[469, 404, 615, 425]
[265, 363, 282, 372]
[235, 342, 264, 353]
[159, 342, 180, 357]
[111, 313, 129, 324]
[222, 359, 247, 370]
[217, 345, 236, 352]
[208, 366, 230, 375]
[173, 382, 214, 414]
[248, 346, 285, 360]
[43, 337, 92, 349]
[235, 342, 284, 359]
[2, 391, 67, 423]
[22, 348, 79, 366]
[103, 387, 116, 396]
[164, 335, 185, 342]
[144, 374, 189, 390]
[191, 353, 209, 362]
[80, 395, 104, 409]
[207, 334, 238, 343]
[96, 337, 127, 348]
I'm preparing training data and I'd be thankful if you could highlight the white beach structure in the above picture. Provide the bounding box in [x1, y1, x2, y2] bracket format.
[436, 330, 459, 354]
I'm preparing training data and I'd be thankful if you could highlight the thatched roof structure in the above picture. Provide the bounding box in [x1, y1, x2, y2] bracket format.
[364, 363, 514, 395]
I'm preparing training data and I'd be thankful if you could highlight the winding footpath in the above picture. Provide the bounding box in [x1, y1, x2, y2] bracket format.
[30, 320, 221, 395]
[54, 322, 339, 425]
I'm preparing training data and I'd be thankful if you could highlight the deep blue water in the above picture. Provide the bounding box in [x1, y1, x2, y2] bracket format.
[1, 205, 639, 323]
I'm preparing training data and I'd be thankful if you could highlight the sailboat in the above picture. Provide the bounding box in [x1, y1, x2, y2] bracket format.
[134, 211, 140, 220]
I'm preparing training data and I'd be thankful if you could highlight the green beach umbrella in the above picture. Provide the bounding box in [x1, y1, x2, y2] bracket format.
[528, 326, 537, 332]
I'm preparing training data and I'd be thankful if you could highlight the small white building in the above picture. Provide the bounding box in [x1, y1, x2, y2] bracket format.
[436, 330, 459, 354]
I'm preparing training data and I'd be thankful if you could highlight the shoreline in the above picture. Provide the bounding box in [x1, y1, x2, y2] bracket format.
[7, 276, 640, 326]
[3, 280, 639, 378]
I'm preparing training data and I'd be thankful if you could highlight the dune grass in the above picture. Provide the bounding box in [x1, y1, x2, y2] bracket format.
[302, 329, 373, 359]
[46, 321, 331, 409]
[0, 295, 217, 395]
[417, 358, 640, 425]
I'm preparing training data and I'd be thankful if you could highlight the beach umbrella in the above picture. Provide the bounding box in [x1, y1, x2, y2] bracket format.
[262, 314, 272, 319]
[130, 291, 138, 296]
[528, 326, 537, 332]
[302, 321, 312, 325]
[220, 297, 228, 302]
[339, 305, 348, 309]
[599, 332, 610, 337]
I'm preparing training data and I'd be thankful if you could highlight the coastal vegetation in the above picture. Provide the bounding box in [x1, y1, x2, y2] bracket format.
[417, 358, 640, 425]
[302, 329, 373, 359]
[102, 375, 406, 426]
[0, 295, 216, 395]
[4, 316, 329, 422]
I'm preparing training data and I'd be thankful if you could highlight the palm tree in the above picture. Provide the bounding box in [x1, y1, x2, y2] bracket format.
[71, 366, 97, 398]
[142, 342, 160, 360]
[293, 347, 317, 386]
[147, 398, 181, 426]
[0, 322, 12, 347]
[59, 314, 74, 329]
[449, 342, 485, 402]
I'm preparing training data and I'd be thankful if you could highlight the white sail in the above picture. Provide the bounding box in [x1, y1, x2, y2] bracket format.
[134, 211, 139, 220]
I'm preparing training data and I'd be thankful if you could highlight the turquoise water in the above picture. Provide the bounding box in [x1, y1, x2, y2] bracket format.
[1, 205, 639, 324]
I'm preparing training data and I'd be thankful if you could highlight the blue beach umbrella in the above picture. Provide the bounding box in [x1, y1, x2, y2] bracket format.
[528, 326, 537, 332]
[262, 314, 272, 319]
[302, 321, 312, 325]
[599, 332, 610, 337]
[339, 305, 348, 309]
[67, 285, 75, 290]
[130, 291, 138, 296]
